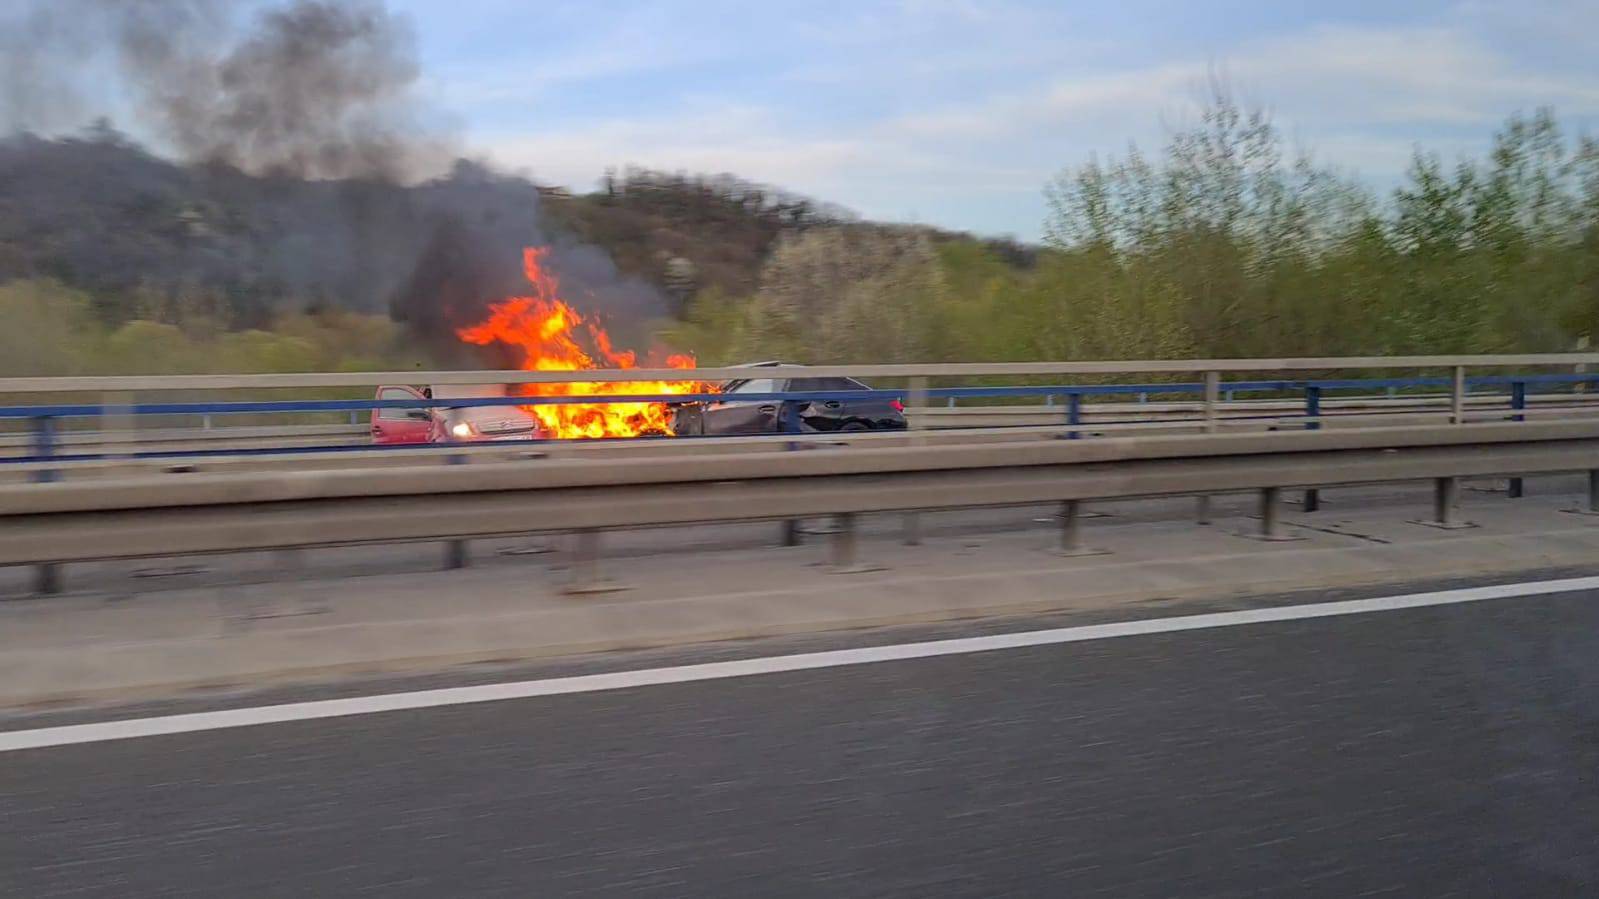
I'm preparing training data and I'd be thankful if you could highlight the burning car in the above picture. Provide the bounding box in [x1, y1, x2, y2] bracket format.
[452, 247, 707, 439]
[370, 384, 545, 444]
[670, 362, 907, 436]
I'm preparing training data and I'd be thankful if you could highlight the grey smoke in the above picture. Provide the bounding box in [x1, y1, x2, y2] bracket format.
[0, 0, 672, 359]
[3, 0, 450, 180]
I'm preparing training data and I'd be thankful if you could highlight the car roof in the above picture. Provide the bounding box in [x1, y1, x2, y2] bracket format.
[428, 383, 510, 399]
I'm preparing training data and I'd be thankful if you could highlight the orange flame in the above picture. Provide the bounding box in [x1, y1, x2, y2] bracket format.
[455, 247, 706, 438]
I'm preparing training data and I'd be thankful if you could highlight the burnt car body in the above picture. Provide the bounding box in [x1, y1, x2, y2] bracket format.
[672, 362, 907, 436]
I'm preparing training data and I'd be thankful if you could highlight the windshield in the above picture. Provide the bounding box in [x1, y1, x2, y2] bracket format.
[450, 405, 538, 424]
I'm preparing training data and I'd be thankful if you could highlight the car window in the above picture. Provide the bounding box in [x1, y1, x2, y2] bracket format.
[727, 378, 779, 395]
[377, 387, 420, 421]
[790, 377, 867, 392]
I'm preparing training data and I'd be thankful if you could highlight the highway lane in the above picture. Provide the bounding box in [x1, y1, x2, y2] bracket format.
[4, 580, 1599, 895]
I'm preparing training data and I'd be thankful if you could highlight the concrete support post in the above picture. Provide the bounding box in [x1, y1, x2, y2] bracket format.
[1589, 469, 1599, 514]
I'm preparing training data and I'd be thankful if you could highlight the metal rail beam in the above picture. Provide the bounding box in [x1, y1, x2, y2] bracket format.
[1, 422, 1597, 566]
[3, 353, 1599, 393]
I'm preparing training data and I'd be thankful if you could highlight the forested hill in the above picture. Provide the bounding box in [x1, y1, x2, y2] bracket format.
[0, 127, 1029, 330]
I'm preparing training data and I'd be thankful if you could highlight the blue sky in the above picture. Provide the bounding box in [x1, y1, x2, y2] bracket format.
[180, 1, 1599, 239]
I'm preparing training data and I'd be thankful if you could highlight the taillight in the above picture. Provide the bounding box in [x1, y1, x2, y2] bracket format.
[890, 398, 905, 412]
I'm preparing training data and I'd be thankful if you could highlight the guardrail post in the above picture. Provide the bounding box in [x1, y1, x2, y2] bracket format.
[1203, 372, 1220, 433]
[1414, 476, 1474, 529]
[29, 415, 62, 594]
[1507, 380, 1526, 498]
[1436, 477, 1458, 526]
[826, 512, 882, 574]
[30, 415, 59, 485]
[444, 440, 469, 568]
[562, 529, 628, 594]
[1066, 393, 1082, 440]
[1260, 487, 1283, 539]
[1197, 371, 1220, 523]
[780, 440, 803, 546]
[1554, 470, 1599, 518]
[902, 377, 928, 545]
[102, 390, 135, 459]
[1243, 487, 1303, 542]
[1451, 365, 1467, 424]
[1056, 500, 1108, 557]
[831, 512, 858, 571]
[33, 563, 61, 596]
[902, 511, 922, 546]
[1301, 386, 1321, 512]
[1569, 470, 1599, 516]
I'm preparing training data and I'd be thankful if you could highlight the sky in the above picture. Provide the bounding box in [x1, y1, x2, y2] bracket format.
[78, 0, 1599, 241]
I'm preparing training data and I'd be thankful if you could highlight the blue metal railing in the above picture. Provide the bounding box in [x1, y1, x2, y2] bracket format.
[5, 372, 1599, 467]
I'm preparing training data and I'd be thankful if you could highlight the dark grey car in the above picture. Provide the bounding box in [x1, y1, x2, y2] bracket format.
[672, 365, 907, 436]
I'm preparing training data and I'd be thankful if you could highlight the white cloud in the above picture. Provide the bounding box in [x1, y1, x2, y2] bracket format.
[880, 21, 1599, 154]
[460, 7, 1599, 239]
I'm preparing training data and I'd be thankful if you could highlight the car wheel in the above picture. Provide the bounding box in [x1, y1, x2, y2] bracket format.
[840, 421, 870, 432]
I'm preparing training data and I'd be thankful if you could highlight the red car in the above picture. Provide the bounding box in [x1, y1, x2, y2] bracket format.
[371, 384, 545, 445]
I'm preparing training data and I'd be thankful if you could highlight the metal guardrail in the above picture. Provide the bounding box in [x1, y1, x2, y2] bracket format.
[6, 421, 1599, 593]
[4, 365, 1599, 470]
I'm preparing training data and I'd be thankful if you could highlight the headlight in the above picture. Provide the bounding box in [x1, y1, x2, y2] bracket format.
[449, 421, 475, 439]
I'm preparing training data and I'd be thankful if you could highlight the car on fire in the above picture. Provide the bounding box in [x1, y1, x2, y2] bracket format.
[371, 384, 546, 444]
[670, 361, 907, 436]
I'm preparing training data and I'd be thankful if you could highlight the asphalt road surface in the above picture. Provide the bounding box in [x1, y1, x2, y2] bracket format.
[4, 580, 1598, 896]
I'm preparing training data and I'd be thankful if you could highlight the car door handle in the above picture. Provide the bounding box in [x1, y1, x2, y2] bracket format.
[757, 405, 777, 414]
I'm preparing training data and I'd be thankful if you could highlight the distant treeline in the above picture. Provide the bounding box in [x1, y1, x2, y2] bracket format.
[4, 98, 1597, 377]
[666, 99, 1599, 367]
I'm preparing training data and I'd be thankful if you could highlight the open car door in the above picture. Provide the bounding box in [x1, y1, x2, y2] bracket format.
[371, 385, 432, 444]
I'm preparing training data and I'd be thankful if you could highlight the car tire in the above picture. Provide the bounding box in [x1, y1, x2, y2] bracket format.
[840, 422, 870, 432]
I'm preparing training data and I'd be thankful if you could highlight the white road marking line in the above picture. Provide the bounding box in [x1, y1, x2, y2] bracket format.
[4, 574, 1598, 753]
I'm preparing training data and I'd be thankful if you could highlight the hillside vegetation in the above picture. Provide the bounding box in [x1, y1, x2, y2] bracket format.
[1, 99, 1596, 376]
